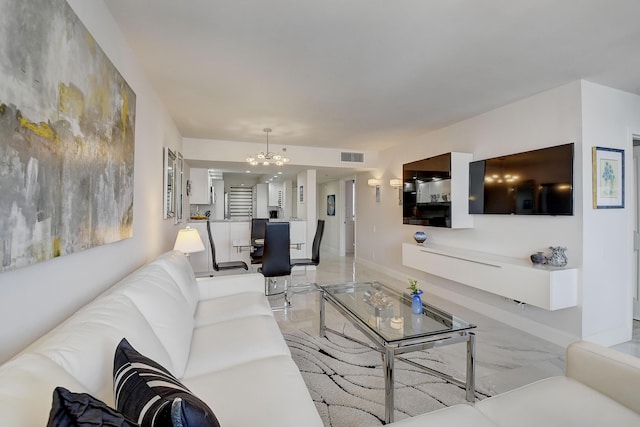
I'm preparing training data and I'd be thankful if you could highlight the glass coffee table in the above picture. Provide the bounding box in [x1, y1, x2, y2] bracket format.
[319, 281, 476, 424]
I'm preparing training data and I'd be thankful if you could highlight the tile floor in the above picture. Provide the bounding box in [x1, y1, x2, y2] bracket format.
[270, 251, 640, 396]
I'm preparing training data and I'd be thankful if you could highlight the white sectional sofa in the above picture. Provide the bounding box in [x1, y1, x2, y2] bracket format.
[0, 250, 324, 426]
[388, 339, 640, 427]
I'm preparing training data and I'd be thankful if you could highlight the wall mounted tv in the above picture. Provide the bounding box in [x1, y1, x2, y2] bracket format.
[468, 143, 574, 215]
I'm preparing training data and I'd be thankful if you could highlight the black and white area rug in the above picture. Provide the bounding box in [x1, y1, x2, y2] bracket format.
[284, 325, 491, 427]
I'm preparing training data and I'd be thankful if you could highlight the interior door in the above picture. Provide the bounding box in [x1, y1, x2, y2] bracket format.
[345, 180, 355, 255]
[633, 143, 640, 319]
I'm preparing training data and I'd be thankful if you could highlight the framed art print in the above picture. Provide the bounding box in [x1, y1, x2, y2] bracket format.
[327, 194, 336, 216]
[592, 146, 624, 209]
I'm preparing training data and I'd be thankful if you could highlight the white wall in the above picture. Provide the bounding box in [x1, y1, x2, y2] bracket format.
[356, 81, 587, 346]
[0, 0, 182, 363]
[580, 81, 640, 345]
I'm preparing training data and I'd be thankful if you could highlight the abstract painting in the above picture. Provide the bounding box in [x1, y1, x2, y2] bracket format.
[0, 0, 136, 272]
[327, 194, 335, 216]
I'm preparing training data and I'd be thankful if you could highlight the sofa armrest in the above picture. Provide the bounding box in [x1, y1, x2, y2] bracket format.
[566, 340, 640, 414]
[196, 273, 265, 300]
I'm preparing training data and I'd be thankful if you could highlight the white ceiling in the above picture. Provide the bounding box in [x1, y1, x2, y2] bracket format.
[105, 0, 640, 154]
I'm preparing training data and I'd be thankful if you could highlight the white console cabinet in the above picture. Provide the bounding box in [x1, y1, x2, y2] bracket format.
[402, 243, 577, 310]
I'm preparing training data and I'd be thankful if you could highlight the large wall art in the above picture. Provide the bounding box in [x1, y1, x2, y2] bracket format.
[0, 0, 136, 272]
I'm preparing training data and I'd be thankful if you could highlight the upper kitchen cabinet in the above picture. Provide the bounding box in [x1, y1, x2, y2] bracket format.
[189, 168, 212, 205]
[253, 183, 269, 218]
[268, 181, 284, 207]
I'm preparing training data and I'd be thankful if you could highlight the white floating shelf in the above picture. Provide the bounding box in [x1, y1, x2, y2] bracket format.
[402, 243, 578, 311]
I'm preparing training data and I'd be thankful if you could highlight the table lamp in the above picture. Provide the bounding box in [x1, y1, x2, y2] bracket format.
[173, 226, 205, 257]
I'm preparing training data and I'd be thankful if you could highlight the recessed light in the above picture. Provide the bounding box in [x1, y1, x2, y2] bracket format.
[245, 170, 251, 173]
[278, 171, 283, 175]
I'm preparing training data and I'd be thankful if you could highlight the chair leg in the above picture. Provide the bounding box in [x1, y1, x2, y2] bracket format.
[283, 277, 291, 307]
[266, 276, 292, 311]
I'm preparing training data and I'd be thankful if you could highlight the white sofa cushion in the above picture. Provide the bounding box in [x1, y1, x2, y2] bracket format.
[194, 292, 274, 327]
[151, 250, 200, 312]
[386, 404, 496, 426]
[183, 315, 291, 378]
[475, 376, 640, 427]
[0, 353, 90, 427]
[26, 293, 174, 405]
[182, 355, 324, 427]
[117, 264, 194, 378]
[196, 273, 265, 299]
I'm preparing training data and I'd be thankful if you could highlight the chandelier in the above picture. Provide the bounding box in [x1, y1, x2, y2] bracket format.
[246, 128, 290, 166]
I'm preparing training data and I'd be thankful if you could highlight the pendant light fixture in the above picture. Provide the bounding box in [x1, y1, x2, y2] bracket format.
[246, 128, 290, 166]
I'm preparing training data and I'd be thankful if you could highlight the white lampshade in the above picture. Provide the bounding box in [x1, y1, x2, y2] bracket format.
[173, 226, 205, 255]
[367, 178, 382, 187]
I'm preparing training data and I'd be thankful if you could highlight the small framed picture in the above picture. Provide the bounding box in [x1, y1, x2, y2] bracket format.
[592, 146, 624, 209]
[299, 185, 304, 203]
[327, 194, 335, 216]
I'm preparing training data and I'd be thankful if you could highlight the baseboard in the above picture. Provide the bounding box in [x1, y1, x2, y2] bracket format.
[356, 256, 580, 348]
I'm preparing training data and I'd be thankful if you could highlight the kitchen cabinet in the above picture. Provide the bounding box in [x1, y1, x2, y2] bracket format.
[253, 183, 269, 218]
[187, 222, 210, 273]
[187, 220, 252, 275]
[268, 181, 284, 207]
[189, 168, 212, 205]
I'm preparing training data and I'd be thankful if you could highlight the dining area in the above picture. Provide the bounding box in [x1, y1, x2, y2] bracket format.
[186, 217, 322, 278]
[183, 217, 324, 308]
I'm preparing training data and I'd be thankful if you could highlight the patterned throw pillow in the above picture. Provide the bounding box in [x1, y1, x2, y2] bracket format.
[47, 386, 136, 427]
[113, 338, 220, 427]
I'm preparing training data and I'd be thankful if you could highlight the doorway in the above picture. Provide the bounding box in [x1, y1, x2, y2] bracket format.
[633, 137, 640, 320]
[344, 180, 355, 255]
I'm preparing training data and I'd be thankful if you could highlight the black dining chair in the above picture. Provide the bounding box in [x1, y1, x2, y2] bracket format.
[250, 218, 269, 265]
[258, 222, 292, 308]
[206, 220, 248, 275]
[291, 219, 325, 270]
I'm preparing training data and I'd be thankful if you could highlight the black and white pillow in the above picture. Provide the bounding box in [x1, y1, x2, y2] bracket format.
[113, 338, 220, 427]
[47, 386, 136, 427]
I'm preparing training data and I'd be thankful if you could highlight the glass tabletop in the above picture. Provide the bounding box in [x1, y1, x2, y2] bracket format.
[321, 281, 475, 343]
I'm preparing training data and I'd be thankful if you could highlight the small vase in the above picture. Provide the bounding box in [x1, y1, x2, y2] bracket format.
[413, 231, 427, 245]
[411, 290, 423, 315]
[530, 252, 546, 265]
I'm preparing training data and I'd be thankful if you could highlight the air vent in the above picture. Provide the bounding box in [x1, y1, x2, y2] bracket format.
[340, 152, 364, 163]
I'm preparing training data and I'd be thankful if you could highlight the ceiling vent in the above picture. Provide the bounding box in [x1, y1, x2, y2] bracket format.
[340, 152, 364, 163]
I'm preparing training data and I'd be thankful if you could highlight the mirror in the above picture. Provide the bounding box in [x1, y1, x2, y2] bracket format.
[163, 147, 176, 219]
[175, 152, 184, 223]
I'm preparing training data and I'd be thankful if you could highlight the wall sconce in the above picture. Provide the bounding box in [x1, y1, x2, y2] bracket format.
[390, 178, 402, 205]
[173, 226, 205, 257]
[368, 178, 382, 203]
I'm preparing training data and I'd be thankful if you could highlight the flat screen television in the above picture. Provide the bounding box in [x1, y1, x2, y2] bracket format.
[468, 143, 574, 215]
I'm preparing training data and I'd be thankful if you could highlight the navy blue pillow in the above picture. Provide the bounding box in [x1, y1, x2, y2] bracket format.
[113, 338, 220, 427]
[47, 386, 136, 427]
